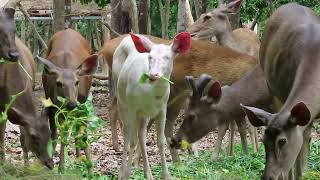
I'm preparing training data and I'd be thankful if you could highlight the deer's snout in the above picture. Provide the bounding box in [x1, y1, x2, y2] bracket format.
[44, 158, 54, 169]
[169, 137, 181, 149]
[8, 51, 19, 61]
[149, 73, 159, 81]
[66, 102, 77, 110]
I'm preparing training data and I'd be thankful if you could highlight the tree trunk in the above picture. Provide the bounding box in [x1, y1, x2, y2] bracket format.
[53, 0, 65, 33]
[177, 0, 194, 33]
[65, 0, 71, 29]
[110, 0, 120, 39]
[138, 0, 150, 34]
[130, 0, 139, 33]
[193, 0, 208, 18]
[158, 0, 171, 39]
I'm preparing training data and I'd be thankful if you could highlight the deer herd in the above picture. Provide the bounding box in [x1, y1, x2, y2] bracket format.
[0, 0, 319, 180]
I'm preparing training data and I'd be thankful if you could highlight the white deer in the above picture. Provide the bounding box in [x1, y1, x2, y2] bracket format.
[113, 32, 191, 180]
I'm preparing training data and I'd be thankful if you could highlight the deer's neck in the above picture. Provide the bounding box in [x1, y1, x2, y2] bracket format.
[215, 24, 238, 51]
[281, 55, 320, 122]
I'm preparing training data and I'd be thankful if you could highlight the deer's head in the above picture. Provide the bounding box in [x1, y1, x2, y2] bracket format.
[0, 8, 19, 61]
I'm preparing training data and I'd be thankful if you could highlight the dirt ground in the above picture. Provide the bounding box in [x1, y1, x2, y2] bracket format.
[3, 74, 320, 176]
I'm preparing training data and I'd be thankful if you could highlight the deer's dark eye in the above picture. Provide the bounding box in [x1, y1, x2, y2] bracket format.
[203, 15, 211, 21]
[75, 81, 80, 86]
[278, 138, 287, 148]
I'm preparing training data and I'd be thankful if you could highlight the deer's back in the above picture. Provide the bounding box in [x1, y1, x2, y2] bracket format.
[233, 28, 260, 59]
[260, 3, 320, 101]
[47, 29, 91, 68]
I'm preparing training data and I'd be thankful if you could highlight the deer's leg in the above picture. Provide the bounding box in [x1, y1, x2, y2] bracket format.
[212, 121, 228, 161]
[84, 140, 92, 176]
[227, 121, 236, 156]
[119, 124, 129, 180]
[19, 128, 29, 165]
[49, 107, 58, 155]
[139, 119, 153, 180]
[246, 116, 258, 153]
[166, 95, 187, 163]
[188, 142, 199, 157]
[156, 110, 170, 180]
[58, 142, 66, 173]
[0, 123, 5, 162]
[110, 96, 120, 152]
[235, 118, 248, 155]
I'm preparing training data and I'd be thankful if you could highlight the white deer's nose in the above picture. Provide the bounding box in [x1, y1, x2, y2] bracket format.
[149, 73, 159, 81]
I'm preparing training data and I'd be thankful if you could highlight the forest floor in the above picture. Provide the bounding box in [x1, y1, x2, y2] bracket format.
[1, 74, 320, 179]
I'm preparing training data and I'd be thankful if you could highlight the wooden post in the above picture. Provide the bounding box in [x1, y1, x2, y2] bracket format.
[53, 0, 65, 33]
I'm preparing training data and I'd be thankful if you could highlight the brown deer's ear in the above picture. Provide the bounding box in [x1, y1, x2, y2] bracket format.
[7, 107, 29, 126]
[36, 56, 60, 75]
[290, 102, 311, 126]
[240, 104, 273, 127]
[4, 8, 15, 20]
[129, 33, 154, 53]
[77, 54, 99, 76]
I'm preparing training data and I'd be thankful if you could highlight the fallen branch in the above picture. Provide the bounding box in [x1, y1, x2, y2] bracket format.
[102, 21, 121, 37]
[17, 3, 48, 50]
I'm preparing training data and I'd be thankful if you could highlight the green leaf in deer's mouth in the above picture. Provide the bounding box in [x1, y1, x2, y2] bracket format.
[139, 73, 174, 84]
[139, 73, 149, 83]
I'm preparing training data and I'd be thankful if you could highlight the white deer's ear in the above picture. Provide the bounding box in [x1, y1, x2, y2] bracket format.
[171, 32, 191, 54]
[129, 33, 154, 53]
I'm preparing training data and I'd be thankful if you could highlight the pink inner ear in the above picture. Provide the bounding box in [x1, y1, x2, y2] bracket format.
[291, 102, 311, 126]
[80, 55, 98, 75]
[129, 33, 149, 53]
[209, 81, 221, 98]
[234, 0, 243, 10]
[173, 32, 191, 53]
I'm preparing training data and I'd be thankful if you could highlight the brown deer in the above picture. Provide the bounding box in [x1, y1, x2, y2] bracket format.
[0, 38, 53, 169]
[100, 34, 257, 162]
[241, 3, 320, 179]
[187, 0, 260, 59]
[170, 66, 277, 161]
[0, 7, 53, 169]
[36, 29, 99, 172]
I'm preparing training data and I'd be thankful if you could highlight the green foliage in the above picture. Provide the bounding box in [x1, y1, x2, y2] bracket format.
[42, 94, 105, 177]
[130, 142, 320, 180]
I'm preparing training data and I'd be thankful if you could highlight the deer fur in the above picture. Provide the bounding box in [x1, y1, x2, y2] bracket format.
[187, 0, 260, 59]
[100, 34, 257, 162]
[113, 32, 191, 180]
[36, 29, 99, 172]
[241, 3, 320, 179]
